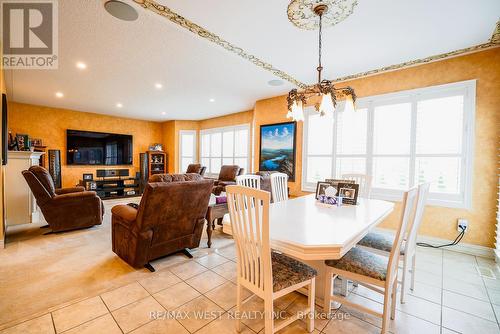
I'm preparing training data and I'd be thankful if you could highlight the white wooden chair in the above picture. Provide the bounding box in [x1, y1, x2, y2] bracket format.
[323, 187, 418, 334]
[226, 185, 316, 333]
[236, 174, 261, 189]
[270, 172, 289, 203]
[342, 173, 372, 198]
[357, 183, 430, 303]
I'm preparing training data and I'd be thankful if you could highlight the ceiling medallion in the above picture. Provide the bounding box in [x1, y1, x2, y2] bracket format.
[287, 0, 358, 30]
[287, 3, 356, 122]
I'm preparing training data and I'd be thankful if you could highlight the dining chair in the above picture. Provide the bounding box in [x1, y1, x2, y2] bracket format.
[357, 183, 430, 303]
[236, 174, 261, 189]
[341, 173, 372, 198]
[270, 172, 289, 203]
[323, 187, 418, 334]
[226, 185, 317, 333]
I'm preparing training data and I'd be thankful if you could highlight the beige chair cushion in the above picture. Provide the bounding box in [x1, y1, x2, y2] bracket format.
[272, 252, 317, 292]
[358, 231, 405, 255]
[325, 247, 388, 281]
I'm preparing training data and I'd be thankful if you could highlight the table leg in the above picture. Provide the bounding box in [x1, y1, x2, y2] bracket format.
[206, 219, 212, 248]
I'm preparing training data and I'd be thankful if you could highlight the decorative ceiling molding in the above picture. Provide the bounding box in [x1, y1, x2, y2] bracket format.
[133, 0, 308, 89]
[133, 1, 499, 88]
[287, 0, 358, 30]
[333, 41, 499, 83]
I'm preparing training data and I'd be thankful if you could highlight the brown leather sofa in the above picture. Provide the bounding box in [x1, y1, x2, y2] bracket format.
[22, 166, 104, 233]
[212, 165, 245, 195]
[111, 173, 213, 271]
[186, 163, 206, 176]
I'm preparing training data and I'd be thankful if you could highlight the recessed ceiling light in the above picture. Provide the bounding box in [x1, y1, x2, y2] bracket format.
[76, 62, 87, 70]
[268, 79, 284, 87]
[155, 83, 163, 89]
[55, 92, 64, 98]
[209, 98, 215, 102]
[161, 112, 166, 115]
[116, 103, 123, 108]
[104, 0, 139, 21]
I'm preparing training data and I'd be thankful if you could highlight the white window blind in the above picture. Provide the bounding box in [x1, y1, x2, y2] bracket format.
[302, 80, 476, 208]
[201, 124, 250, 177]
[179, 130, 197, 173]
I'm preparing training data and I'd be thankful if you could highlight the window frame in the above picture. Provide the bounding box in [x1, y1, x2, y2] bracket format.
[200, 123, 251, 178]
[302, 80, 476, 209]
[178, 130, 197, 173]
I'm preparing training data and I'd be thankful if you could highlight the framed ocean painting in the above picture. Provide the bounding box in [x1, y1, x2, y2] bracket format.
[259, 122, 297, 181]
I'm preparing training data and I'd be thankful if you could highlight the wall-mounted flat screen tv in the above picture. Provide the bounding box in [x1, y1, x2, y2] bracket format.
[67, 129, 133, 165]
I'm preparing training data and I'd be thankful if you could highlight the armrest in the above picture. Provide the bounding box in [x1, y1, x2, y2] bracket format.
[111, 205, 138, 225]
[55, 186, 85, 195]
[54, 190, 98, 201]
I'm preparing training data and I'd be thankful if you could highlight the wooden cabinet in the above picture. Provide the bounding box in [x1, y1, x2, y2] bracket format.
[5, 151, 44, 226]
[147, 151, 167, 178]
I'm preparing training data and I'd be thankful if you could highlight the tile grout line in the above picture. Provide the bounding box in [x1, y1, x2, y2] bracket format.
[440, 249, 444, 334]
[474, 255, 500, 329]
[98, 295, 124, 334]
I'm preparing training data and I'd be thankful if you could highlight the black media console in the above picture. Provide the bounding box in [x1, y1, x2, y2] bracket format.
[79, 169, 141, 200]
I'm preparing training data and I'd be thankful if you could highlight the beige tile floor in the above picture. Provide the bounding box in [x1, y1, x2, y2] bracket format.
[1, 201, 500, 333]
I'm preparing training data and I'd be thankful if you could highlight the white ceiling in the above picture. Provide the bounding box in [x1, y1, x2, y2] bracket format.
[5, 0, 499, 121]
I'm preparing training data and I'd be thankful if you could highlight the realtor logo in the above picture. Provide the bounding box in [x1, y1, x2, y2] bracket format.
[1, 0, 58, 69]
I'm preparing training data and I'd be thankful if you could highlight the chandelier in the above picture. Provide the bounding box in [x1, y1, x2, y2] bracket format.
[286, 2, 357, 122]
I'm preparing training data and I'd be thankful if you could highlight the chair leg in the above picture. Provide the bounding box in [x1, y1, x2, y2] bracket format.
[307, 279, 315, 333]
[400, 256, 407, 304]
[410, 254, 416, 291]
[391, 278, 397, 320]
[340, 277, 348, 296]
[235, 283, 242, 333]
[264, 295, 274, 334]
[381, 287, 391, 334]
[323, 270, 333, 317]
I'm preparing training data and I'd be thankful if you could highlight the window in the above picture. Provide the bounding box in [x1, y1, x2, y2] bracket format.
[179, 130, 197, 173]
[302, 80, 475, 208]
[201, 124, 250, 176]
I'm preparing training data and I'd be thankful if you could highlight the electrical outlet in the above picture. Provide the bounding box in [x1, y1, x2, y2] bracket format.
[457, 219, 468, 233]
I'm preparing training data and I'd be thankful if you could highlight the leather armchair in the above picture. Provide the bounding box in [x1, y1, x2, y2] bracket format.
[212, 165, 245, 195]
[22, 166, 104, 233]
[111, 174, 214, 270]
[186, 163, 207, 176]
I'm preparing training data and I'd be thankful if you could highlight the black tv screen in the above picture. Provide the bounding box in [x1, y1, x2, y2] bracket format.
[67, 130, 133, 165]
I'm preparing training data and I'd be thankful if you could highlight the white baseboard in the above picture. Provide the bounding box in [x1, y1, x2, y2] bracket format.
[374, 227, 495, 259]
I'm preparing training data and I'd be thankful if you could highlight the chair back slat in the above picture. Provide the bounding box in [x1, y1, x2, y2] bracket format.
[270, 172, 289, 203]
[227, 185, 271, 293]
[236, 175, 261, 189]
[342, 173, 372, 198]
[405, 183, 430, 257]
[386, 187, 418, 286]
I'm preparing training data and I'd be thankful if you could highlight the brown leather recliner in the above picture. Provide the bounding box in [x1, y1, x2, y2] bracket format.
[186, 163, 207, 176]
[111, 174, 214, 271]
[22, 166, 104, 233]
[212, 165, 245, 195]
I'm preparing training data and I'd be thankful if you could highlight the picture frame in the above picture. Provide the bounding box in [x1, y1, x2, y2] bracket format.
[315, 181, 332, 200]
[16, 134, 29, 151]
[325, 179, 355, 189]
[337, 182, 359, 205]
[259, 121, 297, 181]
[83, 173, 93, 180]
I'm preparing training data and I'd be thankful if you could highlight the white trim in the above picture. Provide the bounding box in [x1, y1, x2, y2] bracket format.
[374, 227, 495, 259]
[301, 80, 476, 209]
[179, 130, 197, 173]
[200, 123, 251, 177]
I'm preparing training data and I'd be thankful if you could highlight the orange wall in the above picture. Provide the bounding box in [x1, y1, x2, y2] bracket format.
[8, 103, 163, 188]
[199, 110, 254, 130]
[253, 48, 500, 247]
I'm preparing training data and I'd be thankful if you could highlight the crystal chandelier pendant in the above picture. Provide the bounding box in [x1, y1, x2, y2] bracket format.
[285, 1, 357, 121]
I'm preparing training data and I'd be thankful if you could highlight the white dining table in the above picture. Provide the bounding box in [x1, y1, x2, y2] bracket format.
[269, 194, 394, 301]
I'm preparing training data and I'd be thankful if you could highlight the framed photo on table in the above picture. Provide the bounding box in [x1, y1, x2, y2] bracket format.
[337, 182, 359, 205]
[315, 181, 332, 199]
